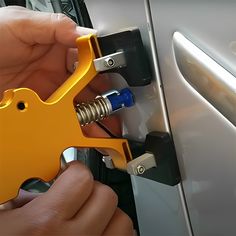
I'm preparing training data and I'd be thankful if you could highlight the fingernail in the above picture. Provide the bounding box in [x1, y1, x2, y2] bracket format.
[76, 26, 97, 36]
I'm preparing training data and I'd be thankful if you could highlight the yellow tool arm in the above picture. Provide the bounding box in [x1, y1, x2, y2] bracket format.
[0, 34, 132, 204]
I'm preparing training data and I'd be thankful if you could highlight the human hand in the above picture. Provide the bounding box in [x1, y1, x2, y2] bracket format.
[0, 162, 134, 235]
[0, 7, 132, 235]
[0, 6, 83, 100]
[0, 6, 121, 136]
[0, 5, 131, 234]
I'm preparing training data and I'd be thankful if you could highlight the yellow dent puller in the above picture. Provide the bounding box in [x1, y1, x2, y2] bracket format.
[0, 34, 132, 204]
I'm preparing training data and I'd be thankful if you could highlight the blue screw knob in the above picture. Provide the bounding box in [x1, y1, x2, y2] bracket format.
[106, 88, 135, 112]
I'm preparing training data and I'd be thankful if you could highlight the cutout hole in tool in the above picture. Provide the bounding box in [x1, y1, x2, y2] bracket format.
[21, 178, 50, 193]
[90, 36, 100, 58]
[17, 101, 27, 111]
[122, 142, 132, 162]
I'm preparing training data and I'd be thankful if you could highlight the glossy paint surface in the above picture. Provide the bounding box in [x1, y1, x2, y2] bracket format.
[149, 0, 236, 234]
[85, 0, 190, 235]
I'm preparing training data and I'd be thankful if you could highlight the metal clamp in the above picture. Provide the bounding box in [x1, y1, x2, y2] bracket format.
[102, 132, 181, 186]
[93, 51, 126, 72]
[127, 153, 157, 175]
[123, 132, 181, 186]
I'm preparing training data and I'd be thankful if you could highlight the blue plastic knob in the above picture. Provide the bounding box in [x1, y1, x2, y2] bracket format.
[106, 88, 135, 111]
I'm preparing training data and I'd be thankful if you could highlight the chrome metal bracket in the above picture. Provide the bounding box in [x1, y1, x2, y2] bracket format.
[102, 156, 115, 169]
[97, 28, 151, 86]
[125, 132, 181, 186]
[93, 51, 126, 72]
[127, 153, 157, 175]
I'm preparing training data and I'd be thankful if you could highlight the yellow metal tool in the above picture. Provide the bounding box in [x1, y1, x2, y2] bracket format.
[0, 34, 132, 204]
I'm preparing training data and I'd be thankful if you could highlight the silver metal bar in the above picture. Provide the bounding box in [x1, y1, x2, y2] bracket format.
[173, 32, 236, 127]
[93, 51, 126, 72]
[127, 153, 156, 175]
[102, 156, 115, 169]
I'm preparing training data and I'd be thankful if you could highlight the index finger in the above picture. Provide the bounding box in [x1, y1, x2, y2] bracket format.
[27, 161, 94, 219]
[1, 6, 94, 47]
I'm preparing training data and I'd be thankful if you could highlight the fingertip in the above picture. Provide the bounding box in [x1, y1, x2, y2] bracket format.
[53, 13, 79, 46]
[66, 48, 78, 73]
[94, 181, 118, 208]
[117, 208, 134, 230]
[62, 161, 94, 186]
[103, 208, 134, 236]
[54, 16, 97, 47]
[35, 161, 95, 219]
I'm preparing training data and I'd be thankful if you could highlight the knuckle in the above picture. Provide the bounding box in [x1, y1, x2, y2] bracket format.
[66, 162, 94, 192]
[27, 209, 60, 234]
[115, 209, 133, 231]
[52, 12, 75, 26]
[71, 162, 94, 184]
[54, 13, 67, 21]
[97, 183, 118, 206]
[81, 168, 94, 187]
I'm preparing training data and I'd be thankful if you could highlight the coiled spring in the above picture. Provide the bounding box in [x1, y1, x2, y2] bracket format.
[75, 96, 111, 126]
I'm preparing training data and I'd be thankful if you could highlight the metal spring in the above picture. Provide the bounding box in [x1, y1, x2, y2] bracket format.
[75, 96, 111, 126]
